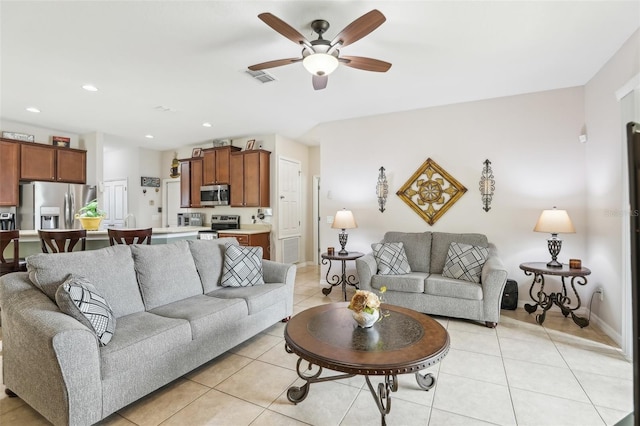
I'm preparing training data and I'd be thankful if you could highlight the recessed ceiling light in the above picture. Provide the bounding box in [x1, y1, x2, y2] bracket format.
[26, 107, 40, 113]
[82, 84, 98, 92]
[145, 134, 154, 139]
[202, 122, 212, 128]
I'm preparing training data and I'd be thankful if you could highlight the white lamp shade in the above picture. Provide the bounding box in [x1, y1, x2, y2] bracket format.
[534, 208, 575, 234]
[303, 53, 339, 76]
[332, 210, 357, 229]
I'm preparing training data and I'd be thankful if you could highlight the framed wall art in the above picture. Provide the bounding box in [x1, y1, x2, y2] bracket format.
[192, 148, 203, 157]
[52, 136, 70, 147]
[396, 157, 467, 226]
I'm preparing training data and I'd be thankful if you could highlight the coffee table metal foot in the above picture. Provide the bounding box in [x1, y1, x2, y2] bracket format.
[287, 383, 309, 404]
[415, 372, 436, 390]
[365, 375, 397, 426]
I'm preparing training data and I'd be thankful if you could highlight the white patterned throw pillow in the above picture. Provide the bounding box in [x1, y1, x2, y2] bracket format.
[221, 243, 265, 287]
[372, 242, 412, 275]
[55, 275, 116, 346]
[441, 242, 489, 283]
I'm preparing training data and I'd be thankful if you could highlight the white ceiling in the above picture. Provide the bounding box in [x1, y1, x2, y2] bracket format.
[1, 1, 639, 151]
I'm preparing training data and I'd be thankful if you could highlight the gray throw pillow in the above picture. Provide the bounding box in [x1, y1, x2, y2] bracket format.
[55, 275, 116, 346]
[372, 242, 412, 275]
[441, 242, 489, 283]
[221, 243, 264, 287]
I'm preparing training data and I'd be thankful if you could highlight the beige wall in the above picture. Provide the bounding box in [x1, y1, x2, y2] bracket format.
[584, 29, 640, 345]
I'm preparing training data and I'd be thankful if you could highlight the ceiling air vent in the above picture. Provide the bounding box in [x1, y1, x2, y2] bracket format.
[245, 69, 277, 84]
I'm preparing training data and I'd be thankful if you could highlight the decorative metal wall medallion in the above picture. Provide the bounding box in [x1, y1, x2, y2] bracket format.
[396, 158, 467, 226]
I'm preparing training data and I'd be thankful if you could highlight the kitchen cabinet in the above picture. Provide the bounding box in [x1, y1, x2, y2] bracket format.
[202, 146, 241, 185]
[218, 231, 271, 260]
[20, 143, 86, 183]
[229, 150, 270, 207]
[0, 139, 20, 206]
[180, 158, 203, 208]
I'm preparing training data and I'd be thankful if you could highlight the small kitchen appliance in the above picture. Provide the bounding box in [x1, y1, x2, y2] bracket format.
[198, 214, 240, 240]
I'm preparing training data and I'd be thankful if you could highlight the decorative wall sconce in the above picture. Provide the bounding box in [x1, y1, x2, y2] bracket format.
[479, 159, 495, 212]
[376, 166, 388, 212]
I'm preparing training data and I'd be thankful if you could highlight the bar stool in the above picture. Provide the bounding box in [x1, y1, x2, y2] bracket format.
[39, 229, 87, 253]
[108, 228, 153, 246]
[0, 230, 27, 276]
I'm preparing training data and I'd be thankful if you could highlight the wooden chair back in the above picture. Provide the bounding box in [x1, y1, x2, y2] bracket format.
[39, 229, 87, 253]
[0, 230, 22, 275]
[108, 228, 153, 246]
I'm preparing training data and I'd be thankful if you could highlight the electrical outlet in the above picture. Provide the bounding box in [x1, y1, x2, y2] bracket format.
[596, 287, 604, 301]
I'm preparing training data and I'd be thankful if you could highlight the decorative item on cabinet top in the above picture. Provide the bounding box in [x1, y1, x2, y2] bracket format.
[52, 136, 70, 148]
[192, 147, 203, 158]
[479, 159, 495, 212]
[2, 131, 34, 142]
[170, 153, 181, 178]
[396, 157, 467, 226]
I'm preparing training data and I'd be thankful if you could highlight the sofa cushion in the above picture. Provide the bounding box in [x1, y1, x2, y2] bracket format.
[425, 274, 483, 300]
[131, 240, 204, 310]
[371, 272, 428, 293]
[55, 275, 116, 346]
[441, 242, 489, 283]
[372, 242, 411, 275]
[150, 294, 247, 340]
[100, 311, 191, 378]
[210, 283, 289, 315]
[382, 232, 432, 273]
[26, 244, 144, 318]
[188, 238, 239, 293]
[221, 243, 264, 287]
[430, 232, 489, 274]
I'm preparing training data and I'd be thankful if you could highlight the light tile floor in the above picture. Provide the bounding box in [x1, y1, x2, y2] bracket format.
[0, 265, 634, 425]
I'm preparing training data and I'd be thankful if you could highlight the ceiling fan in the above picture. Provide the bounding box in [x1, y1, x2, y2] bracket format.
[248, 9, 392, 90]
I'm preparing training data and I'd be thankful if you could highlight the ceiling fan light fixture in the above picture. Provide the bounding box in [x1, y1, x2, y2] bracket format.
[303, 53, 339, 76]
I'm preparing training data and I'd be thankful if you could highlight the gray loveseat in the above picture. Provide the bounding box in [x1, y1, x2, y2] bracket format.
[355, 231, 507, 327]
[0, 238, 296, 425]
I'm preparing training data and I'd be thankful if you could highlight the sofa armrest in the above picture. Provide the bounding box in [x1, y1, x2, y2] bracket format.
[480, 245, 509, 323]
[262, 260, 296, 285]
[355, 254, 377, 291]
[0, 272, 103, 426]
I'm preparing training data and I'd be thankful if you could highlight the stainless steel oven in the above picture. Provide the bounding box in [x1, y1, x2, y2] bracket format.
[200, 184, 229, 206]
[197, 215, 240, 239]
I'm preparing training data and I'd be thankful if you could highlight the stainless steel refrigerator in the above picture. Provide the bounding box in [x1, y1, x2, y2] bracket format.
[18, 182, 97, 230]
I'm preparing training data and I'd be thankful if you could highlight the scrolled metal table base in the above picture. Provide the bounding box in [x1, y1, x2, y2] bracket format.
[287, 345, 435, 426]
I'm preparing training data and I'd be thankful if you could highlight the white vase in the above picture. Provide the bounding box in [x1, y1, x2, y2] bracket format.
[352, 309, 380, 328]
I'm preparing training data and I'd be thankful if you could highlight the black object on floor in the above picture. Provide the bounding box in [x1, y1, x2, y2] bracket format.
[501, 279, 518, 310]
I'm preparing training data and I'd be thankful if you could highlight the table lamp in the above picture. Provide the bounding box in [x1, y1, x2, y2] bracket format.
[331, 209, 357, 255]
[534, 207, 575, 267]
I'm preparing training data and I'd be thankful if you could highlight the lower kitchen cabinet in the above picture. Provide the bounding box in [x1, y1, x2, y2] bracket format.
[218, 231, 270, 260]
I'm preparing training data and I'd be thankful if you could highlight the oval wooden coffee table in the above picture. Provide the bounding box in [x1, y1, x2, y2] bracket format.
[284, 302, 449, 425]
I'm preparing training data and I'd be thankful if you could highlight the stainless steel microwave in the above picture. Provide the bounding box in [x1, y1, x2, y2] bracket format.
[200, 184, 229, 206]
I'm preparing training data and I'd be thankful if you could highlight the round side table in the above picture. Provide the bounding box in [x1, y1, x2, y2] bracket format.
[320, 251, 364, 301]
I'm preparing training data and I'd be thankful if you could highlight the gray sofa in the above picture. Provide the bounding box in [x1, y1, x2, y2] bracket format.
[0, 238, 296, 426]
[355, 231, 508, 327]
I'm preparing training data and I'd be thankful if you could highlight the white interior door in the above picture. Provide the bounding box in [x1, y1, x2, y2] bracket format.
[103, 179, 127, 227]
[164, 179, 181, 228]
[278, 157, 301, 238]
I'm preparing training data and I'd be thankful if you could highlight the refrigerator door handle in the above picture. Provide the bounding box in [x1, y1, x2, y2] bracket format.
[69, 191, 75, 228]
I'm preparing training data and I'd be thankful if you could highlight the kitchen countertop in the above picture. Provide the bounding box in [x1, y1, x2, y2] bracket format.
[17, 226, 271, 240]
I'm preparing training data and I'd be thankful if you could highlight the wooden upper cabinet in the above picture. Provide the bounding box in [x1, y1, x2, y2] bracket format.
[20, 143, 56, 181]
[179, 158, 203, 208]
[0, 140, 20, 206]
[202, 146, 241, 185]
[230, 150, 270, 207]
[56, 148, 86, 183]
[19, 142, 87, 183]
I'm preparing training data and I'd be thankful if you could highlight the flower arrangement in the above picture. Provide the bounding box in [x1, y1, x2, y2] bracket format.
[348, 290, 382, 314]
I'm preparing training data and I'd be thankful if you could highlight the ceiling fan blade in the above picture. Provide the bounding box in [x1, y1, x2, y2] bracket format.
[330, 9, 386, 48]
[248, 58, 301, 71]
[258, 13, 310, 47]
[340, 56, 392, 72]
[312, 75, 328, 90]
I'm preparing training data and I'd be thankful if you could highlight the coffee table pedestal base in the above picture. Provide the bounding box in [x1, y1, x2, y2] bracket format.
[287, 353, 435, 426]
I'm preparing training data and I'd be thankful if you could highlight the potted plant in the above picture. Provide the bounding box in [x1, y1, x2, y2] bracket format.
[75, 199, 106, 230]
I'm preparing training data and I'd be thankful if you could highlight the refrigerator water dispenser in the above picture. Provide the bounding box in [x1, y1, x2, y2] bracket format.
[40, 206, 60, 229]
